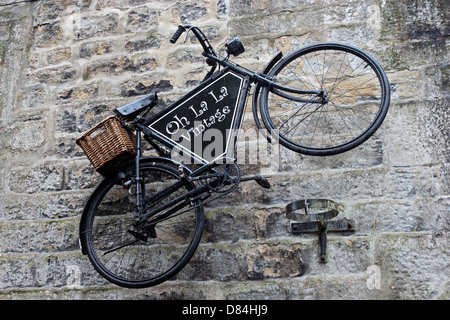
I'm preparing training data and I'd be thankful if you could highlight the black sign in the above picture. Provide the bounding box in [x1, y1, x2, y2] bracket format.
[149, 71, 245, 163]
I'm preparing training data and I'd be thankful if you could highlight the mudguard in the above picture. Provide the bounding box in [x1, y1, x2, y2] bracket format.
[252, 52, 283, 131]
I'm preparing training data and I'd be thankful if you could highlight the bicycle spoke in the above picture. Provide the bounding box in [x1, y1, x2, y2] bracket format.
[278, 98, 317, 130]
[103, 239, 140, 255]
[329, 75, 381, 102]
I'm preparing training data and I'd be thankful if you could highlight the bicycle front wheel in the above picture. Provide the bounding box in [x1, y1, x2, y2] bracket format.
[80, 161, 204, 288]
[260, 43, 390, 156]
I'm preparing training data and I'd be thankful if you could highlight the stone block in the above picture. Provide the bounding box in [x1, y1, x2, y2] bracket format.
[17, 84, 47, 110]
[31, 65, 77, 84]
[34, 253, 108, 288]
[82, 54, 157, 80]
[246, 243, 306, 279]
[440, 163, 450, 195]
[36, 0, 91, 22]
[416, 197, 450, 233]
[284, 273, 374, 299]
[0, 257, 35, 289]
[417, 100, 449, 164]
[173, 2, 208, 24]
[51, 137, 86, 159]
[9, 163, 65, 194]
[167, 47, 205, 68]
[181, 240, 306, 282]
[124, 34, 160, 52]
[380, 0, 449, 41]
[8, 121, 46, 151]
[76, 103, 115, 132]
[79, 40, 113, 58]
[64, 161, 101, 191]
[126, 6, 160, 32]
[375, 39, 448, 72]
[384, 100, 449, 166]
[74, 13, 119, 40]
[374, 232, 450, 299]
[95, 0, 149, 10]
[423, 63, 450, 99]
[265, 137, 384, 173]
[202, 205, 289, 243]
[55, 107, 77, 133]
[33, 22, 63, 47]
[56, 83, 99, 104]
[0, 218, 78, 253]
[216, 0, 229, 17]
[347, 200, 422, 235]
[120, 75, 173, 97]
[223, 166, 388, 206]
[185, 245, 248, 281]
[0, 252, 107, 290]
[47, 47, 71, 64]
[8, 160, 99, 194]
[1, 191, 89, 221]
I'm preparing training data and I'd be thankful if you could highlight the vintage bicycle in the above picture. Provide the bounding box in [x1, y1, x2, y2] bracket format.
[77, 25, 390, 288]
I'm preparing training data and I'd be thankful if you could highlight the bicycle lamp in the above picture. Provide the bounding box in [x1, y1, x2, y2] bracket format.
[225, 37, 245, 57]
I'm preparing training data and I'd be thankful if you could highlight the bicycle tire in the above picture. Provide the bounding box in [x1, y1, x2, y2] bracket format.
[80, 160, 204, 288]
[259, 43, 390, 156]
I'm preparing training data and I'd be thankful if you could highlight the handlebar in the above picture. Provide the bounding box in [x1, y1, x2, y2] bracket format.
[170, 25, 186, 44]
[170, 25, 218, 81]
[169, 25, 216, 56]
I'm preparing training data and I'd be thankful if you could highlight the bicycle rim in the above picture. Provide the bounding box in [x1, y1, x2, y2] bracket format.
[260, 43, 390, 156]
[82, 162, 204, 288]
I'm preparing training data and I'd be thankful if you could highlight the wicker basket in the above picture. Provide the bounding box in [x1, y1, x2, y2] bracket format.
[76, 116, 136, 176]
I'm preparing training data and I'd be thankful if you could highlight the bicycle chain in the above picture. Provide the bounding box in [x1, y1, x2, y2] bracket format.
[138, 163, 242, 228]
[199, 162, 241, 194]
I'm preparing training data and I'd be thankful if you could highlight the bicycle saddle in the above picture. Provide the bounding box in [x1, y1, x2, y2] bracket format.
[115, 93, 158, 120]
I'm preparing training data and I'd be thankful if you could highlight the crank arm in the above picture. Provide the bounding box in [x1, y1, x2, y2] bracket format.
[136, 183, 210, 224]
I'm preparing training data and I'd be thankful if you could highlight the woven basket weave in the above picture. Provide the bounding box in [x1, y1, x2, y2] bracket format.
[76, 116, 136, 176]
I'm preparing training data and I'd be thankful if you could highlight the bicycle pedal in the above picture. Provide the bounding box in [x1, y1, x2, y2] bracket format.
[256, 177, 271, 189]
[240, 175, 271, 189]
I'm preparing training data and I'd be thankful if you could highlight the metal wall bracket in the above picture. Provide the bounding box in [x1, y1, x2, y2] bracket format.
[286, 199, 355, 263]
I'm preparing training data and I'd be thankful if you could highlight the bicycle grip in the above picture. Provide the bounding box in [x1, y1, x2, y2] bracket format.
[170, 26, 185, 44]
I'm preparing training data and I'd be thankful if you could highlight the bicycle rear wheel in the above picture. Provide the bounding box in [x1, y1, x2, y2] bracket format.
[80, 161, 204, 288]
[260, 43, 390, 156]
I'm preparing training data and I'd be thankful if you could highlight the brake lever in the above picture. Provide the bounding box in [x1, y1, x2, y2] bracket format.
[181, 25, 218, 57]
[183, 26, 194, 43]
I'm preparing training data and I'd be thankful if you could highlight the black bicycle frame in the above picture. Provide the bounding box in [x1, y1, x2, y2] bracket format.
[134, 61, 323, 163]
[126, 26, 326, 221]
[140, 66, 250, 164]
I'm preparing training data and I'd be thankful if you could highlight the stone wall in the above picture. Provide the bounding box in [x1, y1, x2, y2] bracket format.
[0, 0, 448, 300]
